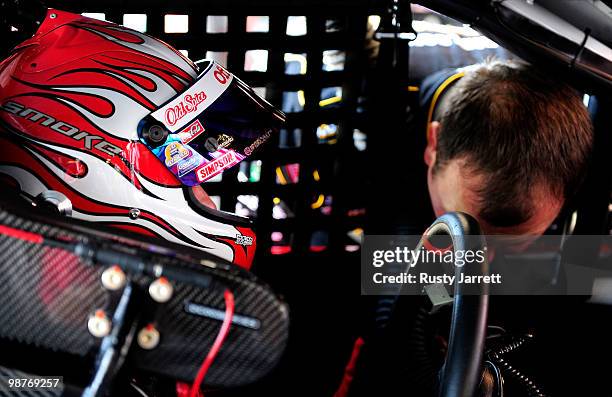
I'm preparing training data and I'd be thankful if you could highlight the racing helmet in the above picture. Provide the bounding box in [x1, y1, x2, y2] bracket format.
[0, 9, 285, 269]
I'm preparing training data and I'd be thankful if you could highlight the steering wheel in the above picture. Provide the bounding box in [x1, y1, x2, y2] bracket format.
[414, 212, 490, 397]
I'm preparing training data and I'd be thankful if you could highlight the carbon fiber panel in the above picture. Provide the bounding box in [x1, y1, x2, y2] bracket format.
[131, 268, 289, 386]
[0, 203, 289, 388]
[0, 215, 109, 356]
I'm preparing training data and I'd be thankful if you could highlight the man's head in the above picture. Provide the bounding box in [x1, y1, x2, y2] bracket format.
[425, 60, 593, 235]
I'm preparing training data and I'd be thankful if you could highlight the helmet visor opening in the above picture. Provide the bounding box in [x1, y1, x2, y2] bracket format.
[138, 61, 285, 186]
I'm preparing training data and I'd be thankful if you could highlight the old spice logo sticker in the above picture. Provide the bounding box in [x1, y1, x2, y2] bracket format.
[195, 151, 238, 182]
[179, 119, 205, 144]
[165, 91, 207, 127]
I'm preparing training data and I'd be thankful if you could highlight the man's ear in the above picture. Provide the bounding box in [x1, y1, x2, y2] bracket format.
[424, 121, 440, 167]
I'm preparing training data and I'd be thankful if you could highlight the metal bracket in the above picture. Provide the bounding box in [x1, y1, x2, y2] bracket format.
[424, 282, 453, 314]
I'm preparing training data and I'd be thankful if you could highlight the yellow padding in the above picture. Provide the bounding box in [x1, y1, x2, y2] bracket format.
[275, 167, 288, 185]
[311, 194, 325, 209]
[425, 72, 465, 136]
[319, 96, 342, 107]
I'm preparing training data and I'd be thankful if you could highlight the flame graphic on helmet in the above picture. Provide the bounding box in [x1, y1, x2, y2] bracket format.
[7, 20, 196, 138]
[0, 11, 256, 267]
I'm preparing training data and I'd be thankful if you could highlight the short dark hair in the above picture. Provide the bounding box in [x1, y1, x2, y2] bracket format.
[435, 60, 593, 227]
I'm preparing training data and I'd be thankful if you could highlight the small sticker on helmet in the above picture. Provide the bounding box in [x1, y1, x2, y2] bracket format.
[236, 234, 253, 246]
[195, 149, 243, 182]
[164, 142, 191, 167]
[216, 134, 234, 148]
[243, 129, 272, 156]
[177, 155, 203, 177]
[178, 119, 205, 144]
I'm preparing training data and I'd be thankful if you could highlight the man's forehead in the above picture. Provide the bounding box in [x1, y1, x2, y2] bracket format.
[436, 158, 563, 235]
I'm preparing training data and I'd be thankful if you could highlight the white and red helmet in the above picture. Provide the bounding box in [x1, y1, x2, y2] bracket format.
[0, 9, 285, 269]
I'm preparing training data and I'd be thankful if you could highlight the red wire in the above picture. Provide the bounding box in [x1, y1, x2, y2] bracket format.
[0, 224, 44, 244]
[188, 289, 235, 397]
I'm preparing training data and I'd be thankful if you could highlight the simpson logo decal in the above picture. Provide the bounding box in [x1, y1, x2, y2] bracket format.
[178, 119, 205, 144]
[164, 142, 191, 167]
[151, 61, 233, 133]
[195, 150, 242, 182]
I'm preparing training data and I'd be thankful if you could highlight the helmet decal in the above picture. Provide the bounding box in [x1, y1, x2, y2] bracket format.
[68, 20, 197, 81]
[34, 141, 238, 254]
